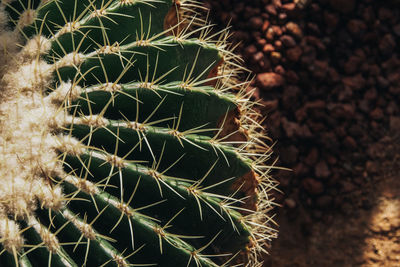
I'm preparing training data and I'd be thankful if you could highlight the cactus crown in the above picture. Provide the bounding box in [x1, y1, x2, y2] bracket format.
[0, 0, 277, 266]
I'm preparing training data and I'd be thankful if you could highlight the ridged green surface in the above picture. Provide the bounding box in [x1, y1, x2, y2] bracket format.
[0, 0, 276, 266]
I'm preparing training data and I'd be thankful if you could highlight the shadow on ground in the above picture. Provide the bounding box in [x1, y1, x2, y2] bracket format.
[265, 136, 400, 266]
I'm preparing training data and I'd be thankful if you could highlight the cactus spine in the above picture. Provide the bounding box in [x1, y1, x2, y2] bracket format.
[0, 0, 277, 266]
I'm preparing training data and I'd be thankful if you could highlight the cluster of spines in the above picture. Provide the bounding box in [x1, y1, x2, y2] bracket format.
[0, 0, 278, 266]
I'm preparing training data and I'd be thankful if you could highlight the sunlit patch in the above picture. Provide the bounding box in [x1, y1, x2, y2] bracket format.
[368, 198, 400, 233]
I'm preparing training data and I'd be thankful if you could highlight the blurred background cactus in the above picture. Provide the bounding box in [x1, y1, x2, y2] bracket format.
[0, 0, 277, 266]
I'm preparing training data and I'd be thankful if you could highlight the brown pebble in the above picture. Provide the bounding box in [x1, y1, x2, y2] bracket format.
[342, 74, 366, 91]
[311, 60, 329, 79]
[393, 24, 400, 36]
[379, 34, 396, 55]
[326, 155, 337, 165]
[386, 102, 398, 115]
[343, 136, 357, 149]
[364, 88, 377, 100]
[337, 89, 353, 102]
[368, 64, 380, 76]
[274, 40, 283, 48]
[388, 72, 400, 84]
[271, 51, 282, 63]
[286, 22, 303, 39]
[300, 47, 316, 65]
[278, 13, 287, 21]
[266, 27, 275, 40]
[272, 25, 283, 36]
[282, 85, 300, 108]
[272, 0, 282, 8]
[302, 178, 324, 195]
[390, 116, 400, 132]
[366, 161, 379, 174]
[305, 148, 319, 166]
[262, 20, 270, 32]
[377, 76, 390, 89]
[293, 163, 310, 176]
[285, 70, 299, 84]
[370, 108, 384, 120]
[249, 17, 263, 29]
[284, 198, 297, 209]
[315, 161, 331, 179]
[282, 3, 296, 11]
[335, 126, 346, 138]
[256, 72, 285, 89]
[265, 4, 277, 16]
[347, 19, 367, 35]
[344, 56, 362, 75]
[367, 143, 386, 158]
[295, 0, 311, 9]
[244, 44, 257, 58]
[286, 46, 302, 62]
[274, 65, 285, 75]
[328, 68, 340, 83]
[307, 22, 320, 35]
[263, 44, 275, 53]
[253, 51, 264, 62]
[281, 118, 301, 138]
[257, 38, 267, 47]
[341, 181, 356, 193]
[280, 35, 296, 47]
[305, 36, 326, 51]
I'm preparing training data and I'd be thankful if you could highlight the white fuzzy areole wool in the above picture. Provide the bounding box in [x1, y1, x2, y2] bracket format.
[0, 8, 69, 252]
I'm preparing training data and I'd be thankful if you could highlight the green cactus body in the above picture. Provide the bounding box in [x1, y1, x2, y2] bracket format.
[0, 0, 277, 266]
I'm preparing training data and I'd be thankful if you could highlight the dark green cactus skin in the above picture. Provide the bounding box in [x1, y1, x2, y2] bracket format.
[0, 0, 276, 266]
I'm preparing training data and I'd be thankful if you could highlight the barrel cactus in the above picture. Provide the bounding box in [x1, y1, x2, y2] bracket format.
[0, 0, 277, 266]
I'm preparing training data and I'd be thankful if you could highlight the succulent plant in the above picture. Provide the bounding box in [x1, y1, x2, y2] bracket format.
[0, 0, 277, 266]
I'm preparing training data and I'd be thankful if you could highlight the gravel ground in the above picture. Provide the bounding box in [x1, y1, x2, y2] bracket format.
[203, 0, 400, 265]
